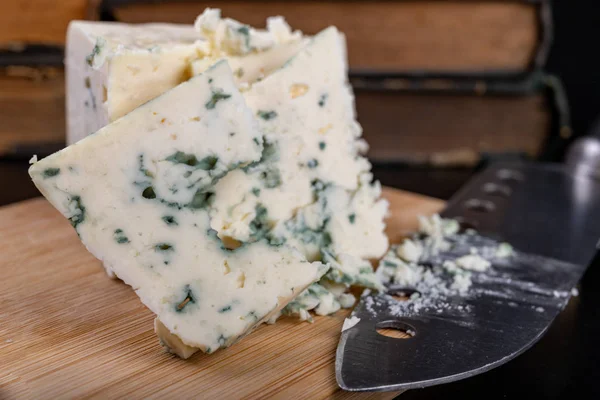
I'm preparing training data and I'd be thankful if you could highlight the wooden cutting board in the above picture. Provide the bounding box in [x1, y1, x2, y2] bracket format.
[0, 187, 444, 399]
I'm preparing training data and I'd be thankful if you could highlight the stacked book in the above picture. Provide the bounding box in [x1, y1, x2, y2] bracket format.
[0, 0, 571, 197]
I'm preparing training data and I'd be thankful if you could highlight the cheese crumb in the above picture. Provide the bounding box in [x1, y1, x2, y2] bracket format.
[495, 242, 514, 258]
[194, 8, 221, 33]
[455, 254, 491, 272]
[29, 154, 38, 164]
[342, 316, 361, 332]
[338, 293, 356, 308]
[451, 273, 473, 294]
[395, 239, 423, 263]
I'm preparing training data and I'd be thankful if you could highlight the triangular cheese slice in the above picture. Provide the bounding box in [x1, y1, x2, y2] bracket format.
[29, 60, 326, 357]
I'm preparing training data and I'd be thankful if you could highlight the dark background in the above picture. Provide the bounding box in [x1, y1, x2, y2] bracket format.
[547, 1, 600, 142]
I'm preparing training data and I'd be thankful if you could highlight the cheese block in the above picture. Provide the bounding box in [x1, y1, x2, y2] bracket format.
[66, 11, 305, 145]
[65, 20, 208, 145]
[205, 27, 389, 319]
[29, 61, 327, 357]
[64, 9, 389, 323]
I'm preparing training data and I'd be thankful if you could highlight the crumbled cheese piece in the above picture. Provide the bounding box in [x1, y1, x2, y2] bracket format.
[376, 215, 518, 318]
[455, 254, 491, 272]
[395, 239, 423, 263]
[418, 214, 459, 237]
[416, 214, 459, 255]
[451, 273, 473, 294]
[338, 293, 356, 308]
[267, 16, 300, 43]
[29, 155, 38, 164]
[442, 260, 459, 273]
[315, 290, 341, 316]
[495, 242, 514, 258]
[322, 252, 384, 291]
[194, 8, 302, 56]
[341, 316, 361, 332]
[194, 8, 221, 33]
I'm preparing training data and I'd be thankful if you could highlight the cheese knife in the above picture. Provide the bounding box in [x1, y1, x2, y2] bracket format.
[335, 151, 600, 392]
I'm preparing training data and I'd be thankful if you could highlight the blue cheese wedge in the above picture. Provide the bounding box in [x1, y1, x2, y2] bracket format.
[65, 20, 209, 144]
[66, 11, 307, 145]
[206, 27, 388, 320]
[30, 61, 327, 357]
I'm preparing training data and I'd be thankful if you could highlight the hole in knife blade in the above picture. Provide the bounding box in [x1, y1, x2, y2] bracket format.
[482, 182, 512, 198]
[387, 286, 421, 301]
[497, 169, 525, 183]
[376, 320, 416, 339]
[464, 198, 495, 213]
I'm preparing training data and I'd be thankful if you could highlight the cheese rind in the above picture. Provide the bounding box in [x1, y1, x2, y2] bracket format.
[66, 20, 208, 144]
[30, 62, 327, 354]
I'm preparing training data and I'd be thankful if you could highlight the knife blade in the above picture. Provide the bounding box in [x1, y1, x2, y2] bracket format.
[336, 161, 600, 392]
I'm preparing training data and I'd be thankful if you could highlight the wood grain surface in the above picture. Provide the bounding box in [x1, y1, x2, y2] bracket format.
[0, 187, 444, 399]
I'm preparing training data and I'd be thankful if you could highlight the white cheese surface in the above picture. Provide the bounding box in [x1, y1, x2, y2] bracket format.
[65, 20, 207, 144]
[455, 254, 491, 272]
[30, 62, 326, 355]
[194, 8, 302, 56]
[209, 27, 381, 245]
[190, 39, 308, 86]
[206, 27, 388, 320]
